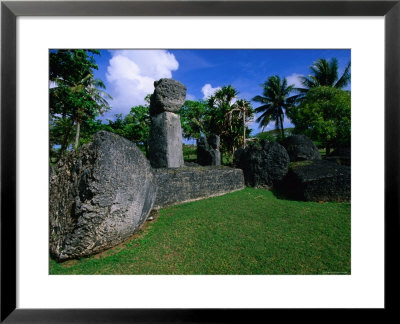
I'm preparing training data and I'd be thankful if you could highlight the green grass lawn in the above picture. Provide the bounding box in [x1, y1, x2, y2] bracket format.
[182, 144, 197, 163]
[49, 188, 351, 275]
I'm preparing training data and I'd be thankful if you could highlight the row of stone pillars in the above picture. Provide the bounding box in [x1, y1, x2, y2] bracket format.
[148, 78, 220, 169]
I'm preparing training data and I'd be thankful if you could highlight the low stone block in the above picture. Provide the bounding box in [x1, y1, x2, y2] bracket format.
[326, 147, 351, 166]
[278, 160, 351, 202]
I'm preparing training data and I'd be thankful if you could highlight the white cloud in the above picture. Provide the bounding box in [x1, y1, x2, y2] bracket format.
[201, 83, 221, 99]
[186, 93, 196, 101]
[105, 50, 179, 117]
[286, 73, 304, 89]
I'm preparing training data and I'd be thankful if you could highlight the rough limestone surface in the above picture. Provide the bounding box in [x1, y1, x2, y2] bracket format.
[148, 78, 186, 168]
[282, 135, 321, 162]
[234, 141, 290, 188]
[149, 112, 185, 168]
[49, 131, 157, 261]
[149, 78, 187, 115]
[278, 159, 351, 201]
[196, 136, 221, 166]
[153, 166, 244, 209]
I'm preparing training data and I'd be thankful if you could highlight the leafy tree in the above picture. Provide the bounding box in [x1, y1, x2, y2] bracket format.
[113, 105, 151, 154]
[180, 100, 208, 140]
[72, 94, 151, 155]
[287, 86, 351, 154]
[298, 58, 351, 94]
[100, 103, 151, 155]
[49, 50, 111, 160]
[77, 118, 113, 147]
[49, 116, 75, 162]
[253, 75, 298, 140]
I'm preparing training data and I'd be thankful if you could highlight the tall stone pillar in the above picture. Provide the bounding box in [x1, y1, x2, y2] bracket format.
[148, 78, 186, 168]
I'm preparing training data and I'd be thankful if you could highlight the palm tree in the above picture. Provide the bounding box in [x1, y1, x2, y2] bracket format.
[298, 58, 351, 94]
[206, 85, 239, 136]
[207, 86, 255, 160]
[52, 73, 112, 149]
[253, 75, 298, 140]
[212, 85, 238, 107]
[70, 74, 111, 149]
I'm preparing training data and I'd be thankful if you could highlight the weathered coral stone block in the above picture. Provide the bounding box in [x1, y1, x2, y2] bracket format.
[49, 131, 157, 261]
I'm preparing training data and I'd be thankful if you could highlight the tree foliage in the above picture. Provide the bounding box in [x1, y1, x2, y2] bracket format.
[180, 100, 208, 140]
[49, 50, 111, 161]
[205, 86, 254, 160]
[298, 58, 351, 94]
[287, 86, 351, 154]
[180, 86, 254, 162]
[107, 105, 151, 154]
[253, 75, 298, 140]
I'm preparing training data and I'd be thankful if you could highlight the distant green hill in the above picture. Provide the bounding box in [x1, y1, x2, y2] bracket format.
[253, 128, 294, 141]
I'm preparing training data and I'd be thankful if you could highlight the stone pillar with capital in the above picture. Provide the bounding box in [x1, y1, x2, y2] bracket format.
[148, 78, 186, 168]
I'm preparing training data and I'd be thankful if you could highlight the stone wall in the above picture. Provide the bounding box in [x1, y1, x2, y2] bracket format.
[153, 166, 245, 209]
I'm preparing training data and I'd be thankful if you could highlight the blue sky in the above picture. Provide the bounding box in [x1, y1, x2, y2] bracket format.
[93, 49, 351, 137]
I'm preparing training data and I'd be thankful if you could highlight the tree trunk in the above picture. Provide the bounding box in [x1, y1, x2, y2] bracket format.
[74, 121, 81, 149]
[279, 115, 285, 140]
[57, 122, 73, 163]
[243, 110, 246, 148]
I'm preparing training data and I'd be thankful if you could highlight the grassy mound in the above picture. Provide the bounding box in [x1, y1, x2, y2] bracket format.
[49, 188, 350, 275]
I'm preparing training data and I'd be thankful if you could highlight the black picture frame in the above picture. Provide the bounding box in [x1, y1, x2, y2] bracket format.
[1, 0, 399, 322]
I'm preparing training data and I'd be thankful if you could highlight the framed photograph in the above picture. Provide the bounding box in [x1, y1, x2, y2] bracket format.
[1, 0, 399, 322]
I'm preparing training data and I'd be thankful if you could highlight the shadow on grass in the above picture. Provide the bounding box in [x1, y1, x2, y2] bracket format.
[270, 186, 304, 202]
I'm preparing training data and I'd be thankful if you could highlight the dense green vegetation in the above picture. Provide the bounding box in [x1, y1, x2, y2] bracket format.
[50, 50, 112, 162]
[180, 86, 255, 160]
[288, 87, 351, 154]
[49, 51, 351, 164]
[50, 188, 351, 275]
[251, 58, 351, 147]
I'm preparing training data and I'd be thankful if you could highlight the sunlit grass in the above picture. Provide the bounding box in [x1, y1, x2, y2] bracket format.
[50, 187, 350, 275]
